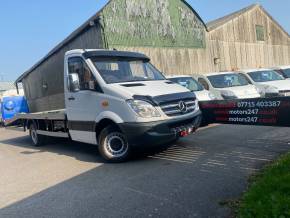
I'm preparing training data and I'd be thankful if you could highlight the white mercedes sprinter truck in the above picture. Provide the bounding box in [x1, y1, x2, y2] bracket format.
[10, 49, 202, 162]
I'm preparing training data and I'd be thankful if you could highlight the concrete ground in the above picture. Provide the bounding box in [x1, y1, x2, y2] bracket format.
[0, 125, 290, 218]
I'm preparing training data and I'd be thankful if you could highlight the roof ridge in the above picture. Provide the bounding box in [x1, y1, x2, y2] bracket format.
[207, 4, 258, 31]
[258, 5, 290, 38]
[206, 3, 290, 37]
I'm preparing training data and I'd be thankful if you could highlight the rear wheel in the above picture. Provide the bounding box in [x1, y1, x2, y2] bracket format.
[29, 122, 45, 147]
[98, 125, 130, 162]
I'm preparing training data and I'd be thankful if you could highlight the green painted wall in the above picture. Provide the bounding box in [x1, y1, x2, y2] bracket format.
[100, 0, 206, 48]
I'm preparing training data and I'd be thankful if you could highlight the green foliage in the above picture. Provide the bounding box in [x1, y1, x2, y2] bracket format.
[238, 153, 290, 218]
[100, 0, 206, 48]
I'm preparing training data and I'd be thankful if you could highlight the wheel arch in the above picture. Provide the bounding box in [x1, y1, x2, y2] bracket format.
[95, 118, 122, 141]
[25, 119, 48, 132]
[26, 119, 36, 130]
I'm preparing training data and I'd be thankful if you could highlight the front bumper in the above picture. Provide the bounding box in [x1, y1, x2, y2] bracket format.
[278, 91, 290, 97]
[265, 92, 280, 97]
[119, 111, 202, 147]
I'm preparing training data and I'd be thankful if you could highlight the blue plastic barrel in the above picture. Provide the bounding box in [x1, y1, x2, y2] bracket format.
[0, 101, 2, 124]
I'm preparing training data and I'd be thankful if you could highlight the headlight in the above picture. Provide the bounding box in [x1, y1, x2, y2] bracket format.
[220, 90, 237, 99]
[255, 86, 264, 96]
[208, 92, 216, 100]
[195, 99, 200, 111]
[264, 85, 279, 93]
[127, 100, 161, 118]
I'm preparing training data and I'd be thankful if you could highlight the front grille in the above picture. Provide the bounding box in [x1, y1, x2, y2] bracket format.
[279, 90, 290, 93]
[159, 98, 196, 117]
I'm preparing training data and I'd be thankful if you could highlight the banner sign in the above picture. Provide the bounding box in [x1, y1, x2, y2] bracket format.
[200, 97, 290, 127]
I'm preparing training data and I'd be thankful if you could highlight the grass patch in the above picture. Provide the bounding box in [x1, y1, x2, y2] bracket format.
[238, 153, 290, 218]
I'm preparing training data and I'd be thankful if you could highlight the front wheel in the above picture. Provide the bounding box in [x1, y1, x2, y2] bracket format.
[98, 125, 130, 163]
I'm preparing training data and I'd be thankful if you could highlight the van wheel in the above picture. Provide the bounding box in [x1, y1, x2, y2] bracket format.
[98, 125, 130, 162]
[29, 122, 45, 147]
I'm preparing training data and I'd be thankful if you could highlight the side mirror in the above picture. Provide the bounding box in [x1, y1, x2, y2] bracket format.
[68, 73, 80, 92]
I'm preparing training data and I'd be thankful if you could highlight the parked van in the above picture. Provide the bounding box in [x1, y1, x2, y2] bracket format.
[9, 49, 202, 162]
[241, 69, 290, 97]
[194, 72, 261, 100]
[167, 75, 216, 101]
[273, 66, 290, 79]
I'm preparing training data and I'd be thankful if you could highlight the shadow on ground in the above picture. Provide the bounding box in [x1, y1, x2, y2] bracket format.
[0, 132, 173, 164]
[1, 125, 290, 217]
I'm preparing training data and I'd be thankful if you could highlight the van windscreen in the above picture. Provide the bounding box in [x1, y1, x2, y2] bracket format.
[170, 77, 204, 91]
[91, 58, 166, 84]
[248, 70, 285, 82]
[207, 73, 249, 88]
[282, 68, 290, 78]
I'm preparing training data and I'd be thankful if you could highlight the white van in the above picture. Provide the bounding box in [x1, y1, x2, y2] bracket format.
[10, 49, 202, 162]
[273, 66, 290, 80]
[241, 69, 290, 97]
[167, 75, 216, 101]
[194, 72, 262, 100]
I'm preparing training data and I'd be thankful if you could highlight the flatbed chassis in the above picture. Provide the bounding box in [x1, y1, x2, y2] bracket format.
[4, 109, 69, 138]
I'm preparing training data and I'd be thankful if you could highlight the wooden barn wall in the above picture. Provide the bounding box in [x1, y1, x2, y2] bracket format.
[23, 26, 103, 112]
[113, 40, 290, 76]
[207, 40, 290, 72]
[112, 6, 290, 76]
[113, 40, 214, 76]
[208, 6, 290, 72]
[208, 7, 289, 45]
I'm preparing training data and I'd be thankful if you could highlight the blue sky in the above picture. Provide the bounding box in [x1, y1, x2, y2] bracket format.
[0, 0, 289, 81]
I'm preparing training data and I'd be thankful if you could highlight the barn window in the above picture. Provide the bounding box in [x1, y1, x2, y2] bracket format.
[256, 25, 265, 41]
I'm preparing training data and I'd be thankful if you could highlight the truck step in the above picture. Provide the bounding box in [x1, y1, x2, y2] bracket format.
[36, 130, 69, 138]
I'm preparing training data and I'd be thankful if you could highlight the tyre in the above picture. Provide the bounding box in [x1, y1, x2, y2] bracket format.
[98, 125, 130, 162]
[29, 122, 45, 147]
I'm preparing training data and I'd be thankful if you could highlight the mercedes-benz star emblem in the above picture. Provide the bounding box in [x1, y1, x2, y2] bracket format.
[178, 101, 187, 113]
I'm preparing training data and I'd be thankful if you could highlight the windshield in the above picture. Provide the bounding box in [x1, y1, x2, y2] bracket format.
[207, 73, 249, 88]
[170, 77, 204, 91]
[91, 58, 166, 84]
[248, 70, 285, 82]
[282, 68, 290, 78]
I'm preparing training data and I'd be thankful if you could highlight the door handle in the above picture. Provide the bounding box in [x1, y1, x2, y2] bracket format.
[68, 97, 75, 101]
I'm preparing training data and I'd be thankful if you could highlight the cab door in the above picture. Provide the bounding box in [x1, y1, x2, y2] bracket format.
[65, 56, 102, 144]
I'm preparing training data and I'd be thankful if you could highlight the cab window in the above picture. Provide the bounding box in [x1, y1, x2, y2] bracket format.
[68, 57, 96, 91]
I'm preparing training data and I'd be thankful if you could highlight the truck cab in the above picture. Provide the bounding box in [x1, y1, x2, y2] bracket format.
[64, 49, 202, 161]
